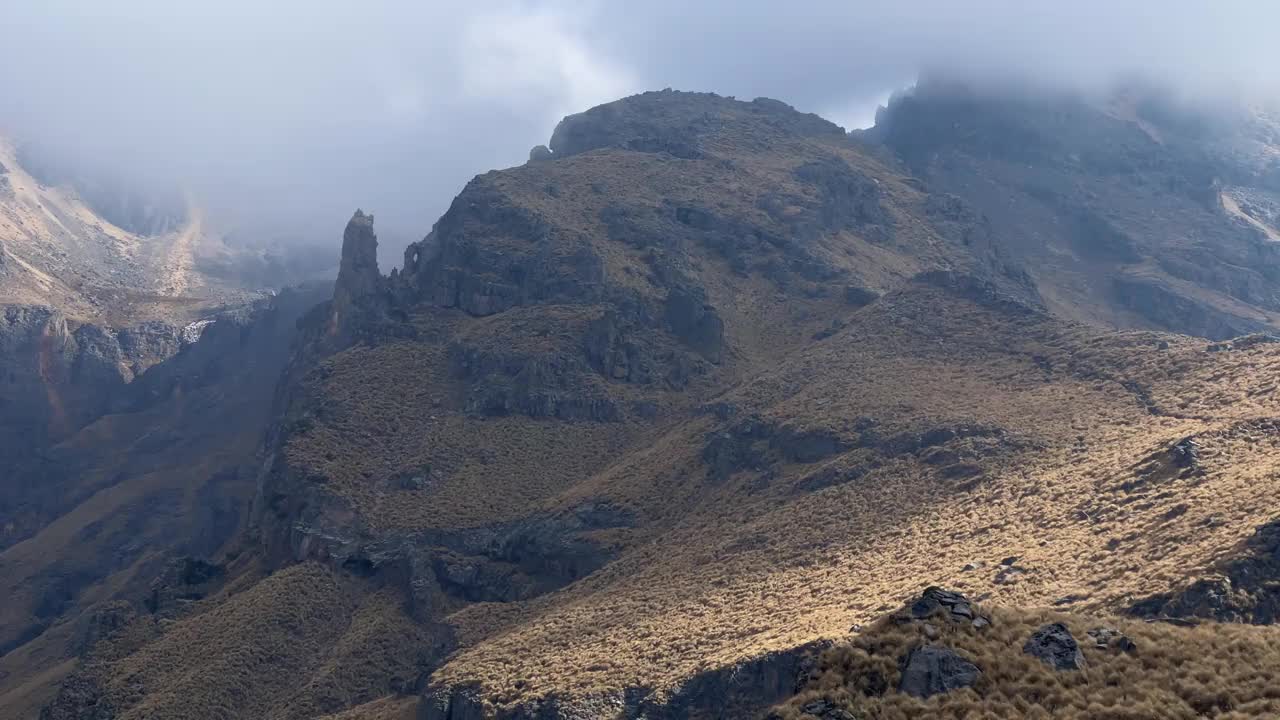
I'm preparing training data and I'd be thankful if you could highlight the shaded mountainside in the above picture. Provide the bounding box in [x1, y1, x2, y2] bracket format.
[0, 134, 333, 467]
[0, 286, 325, 718]
[865, 79, 1280, 339]
[8, 88, 1280, 720]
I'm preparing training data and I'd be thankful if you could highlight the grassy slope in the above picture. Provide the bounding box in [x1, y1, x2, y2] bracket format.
[20, 92, 1280, 718]
[430, 283, 1280, 707]
[775, 599, 1280, 719]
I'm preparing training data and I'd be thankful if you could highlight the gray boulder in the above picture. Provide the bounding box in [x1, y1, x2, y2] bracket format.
[528, 145, 553, 162]
[1023, 622, 1086, 670]
[1087, 626, 1137, 654]
[897, 644, 981, 698]
[908, 586, 990, 628]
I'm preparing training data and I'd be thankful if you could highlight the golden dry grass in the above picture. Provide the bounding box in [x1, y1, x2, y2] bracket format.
[429, 285, 1280, 707]
[23, 93, 1280, 718]
[47, 564, 441, 720]
[776, 603, 1280, 719]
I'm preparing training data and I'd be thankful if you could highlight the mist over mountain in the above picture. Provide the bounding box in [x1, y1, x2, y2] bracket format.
[4, 2, 1280, 267]
[7, 5, 1280, 720]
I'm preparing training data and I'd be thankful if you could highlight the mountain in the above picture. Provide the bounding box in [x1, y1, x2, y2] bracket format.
[5, 86, 1280, 719]
[0, 136, 332, 716]
[0, 137, 263, 324]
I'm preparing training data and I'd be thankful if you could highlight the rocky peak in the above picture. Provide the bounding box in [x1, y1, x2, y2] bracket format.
[333, 209, 381, 312]
[548, 89, 845, 159]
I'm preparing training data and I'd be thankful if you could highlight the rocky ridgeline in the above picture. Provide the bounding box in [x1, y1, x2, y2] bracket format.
[419, 587, 1141, 719]
[769, 588, 1141, 719]
[422, 640, 831, 720]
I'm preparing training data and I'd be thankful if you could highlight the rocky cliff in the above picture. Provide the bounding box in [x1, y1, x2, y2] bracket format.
[0, 306, 171, 450]
[8, 87, 1280, 720]
[0, 286, 326, 716]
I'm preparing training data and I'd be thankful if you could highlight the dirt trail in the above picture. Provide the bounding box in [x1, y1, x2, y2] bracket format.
[159, 205, 202, 295]
[1222, 191, 1280, 242]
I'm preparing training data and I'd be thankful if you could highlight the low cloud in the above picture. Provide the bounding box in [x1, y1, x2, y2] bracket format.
[3, 1, 1277, 267]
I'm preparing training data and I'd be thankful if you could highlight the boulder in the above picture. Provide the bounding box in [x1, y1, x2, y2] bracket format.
[908, 587, 990, 627]
[1086, 626, 1137, 653]
[1170, 437, 1202, 470]
[797, 699, 856, 720]
[527, 145, 553, 162]
[897, 644, 981, 698]
[1023, 623, 1086, 671]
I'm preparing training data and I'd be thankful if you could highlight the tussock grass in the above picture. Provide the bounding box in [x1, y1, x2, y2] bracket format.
[26, 93, 1280, 718]
[775, 604, 1280, 719]
[51, 564, 441, 720]
[434, 291, 1280, 706]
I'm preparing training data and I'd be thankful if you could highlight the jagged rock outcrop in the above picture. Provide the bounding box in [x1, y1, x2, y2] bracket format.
[423, 639, 829, 720]
[1023, 623, 1085, 671]
[897, 644, 982, 698]
[527, 145, 553, 163]
[145, 557, 227, 616]
[661, 286, 724, 363]
[276, 502, 631, 613]
[907, 587, 992, 629]
[333, 209, 383, 316]
[449, 344, 621, 422]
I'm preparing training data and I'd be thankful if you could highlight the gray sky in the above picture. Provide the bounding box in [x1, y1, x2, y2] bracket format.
[3, 1, 1278, 266]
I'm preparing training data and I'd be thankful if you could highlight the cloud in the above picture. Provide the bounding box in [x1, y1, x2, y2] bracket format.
[459, 6, 634, 124]
[1, 1, 1278, 268]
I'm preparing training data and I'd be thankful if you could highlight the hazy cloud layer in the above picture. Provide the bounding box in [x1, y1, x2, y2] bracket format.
[3, 1, 1278, 265]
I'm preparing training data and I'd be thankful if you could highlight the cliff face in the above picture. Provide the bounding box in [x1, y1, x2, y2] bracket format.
[0, 286, 325, 717]
[0, 305, 191, 457]
[12, 88, 1280, 720]
[333, 210, 382, 319]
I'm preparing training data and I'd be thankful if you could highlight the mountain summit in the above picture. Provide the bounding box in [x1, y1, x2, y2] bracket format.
[5, 88, 1280, 719]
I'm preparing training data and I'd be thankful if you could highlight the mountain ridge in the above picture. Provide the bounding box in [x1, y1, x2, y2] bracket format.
[6, 86, 1280, 719]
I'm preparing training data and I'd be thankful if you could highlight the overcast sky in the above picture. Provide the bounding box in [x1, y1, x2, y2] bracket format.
[3, 1, 1279, 265]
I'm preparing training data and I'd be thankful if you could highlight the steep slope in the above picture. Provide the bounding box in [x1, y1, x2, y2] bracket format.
[0, 138, 259, 325]
[0, 134, 333, 717]
[423, 278, 1280, 716]
[866, 79, 1280, 339]
[19, 89, 1280, 720]
[0, 287, 324, 717]
[0, 136, 332, 454]
[770, 587, 1280, 719]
